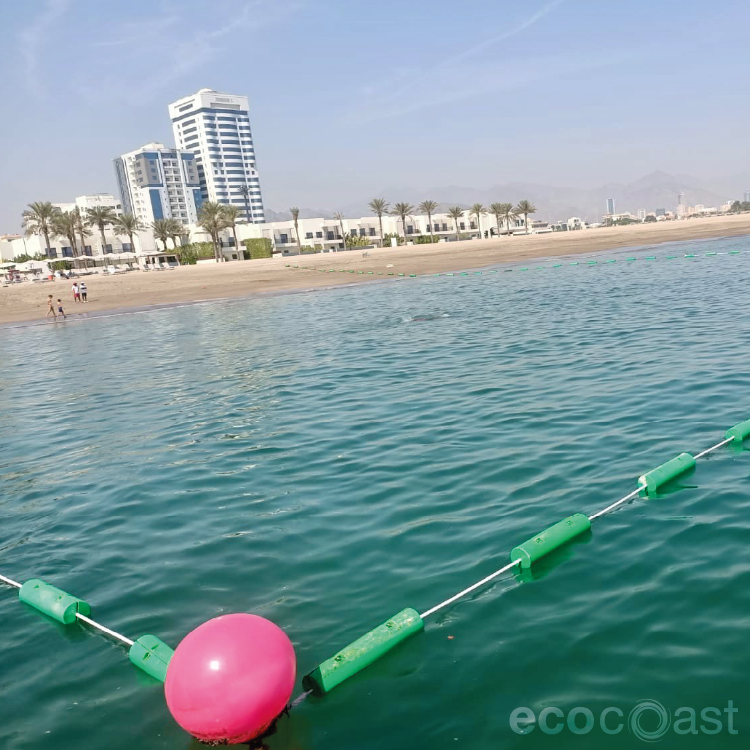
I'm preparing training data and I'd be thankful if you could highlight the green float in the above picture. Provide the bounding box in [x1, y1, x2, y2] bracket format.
[638, 452, 695, 496]
[18, 579, 91, 624]
[510, 514, 591, 569]
[302, 608, 424, 694]
[128, 635, 174, 682]
[725, 418, 750, 443]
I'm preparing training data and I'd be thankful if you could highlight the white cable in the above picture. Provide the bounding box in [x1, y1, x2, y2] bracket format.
[75, 612, 134, 647]
[0, 573, 22, 589]
[589, 487, 644, 521]
[420, 559, 521, 619]
[1, 574, 132, 646]
[589, 435, 735, 521]
[693, 436, 734, 460]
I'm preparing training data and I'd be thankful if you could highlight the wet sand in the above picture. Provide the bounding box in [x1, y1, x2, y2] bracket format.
[2, 214, 750, 326]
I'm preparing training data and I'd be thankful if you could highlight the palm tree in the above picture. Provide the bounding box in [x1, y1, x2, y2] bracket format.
[489, 203, 503, 237]
[237, 184, 253, 222]
[515, 200, 537, 234]
[490, 203, 516, 237]
[152, 218, 173, 252]
[22, 201, 56, 256]
[112, 213, 144, 255]
[51, 210, 81, 260]
[86, 206, 117, 256]
[333, 212, 346, 248]
[368, 198, 389, 246]
[221, 205, 242, 257]
[391, 202, 415, 241]
[502, 203, 517, 235]
[447, 206, 465, 241]
[197, 202, 230, 261]
[167, 218, 185, 249]
[289, 207, 301, 252]
[73, 208, 91, 259]
[418, 200, 438, 243]
[470, 203, 486, 238]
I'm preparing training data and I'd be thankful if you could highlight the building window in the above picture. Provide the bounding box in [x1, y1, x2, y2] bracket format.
[315, 231, 322, 238]
[279, 234, 289, 244]
[369, 228, 375, 236]
[459, 222, 465, 230]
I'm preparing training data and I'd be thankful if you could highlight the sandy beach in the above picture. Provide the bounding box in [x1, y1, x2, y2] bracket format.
[2, 213, 750, 326]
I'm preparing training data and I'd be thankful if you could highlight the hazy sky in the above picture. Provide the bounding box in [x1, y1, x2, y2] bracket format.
[2, 0, 749, 229]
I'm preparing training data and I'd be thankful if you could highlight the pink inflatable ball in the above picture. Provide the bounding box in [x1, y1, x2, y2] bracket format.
[165, 613, 296, 744]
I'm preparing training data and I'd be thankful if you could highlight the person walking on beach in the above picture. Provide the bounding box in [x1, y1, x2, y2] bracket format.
[72, 281, 80, 303]
[79, 280, 88, 302]
[46, 294, 57, 320]
[56, 299, 67, 319]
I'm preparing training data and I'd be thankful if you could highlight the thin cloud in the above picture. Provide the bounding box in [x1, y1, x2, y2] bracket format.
[75, 0, 302, 105]
[94, 14, 180, 48]
[18, 0, 73, 98]
[442, 0, 565, 69]
[352, 0, 565, 123]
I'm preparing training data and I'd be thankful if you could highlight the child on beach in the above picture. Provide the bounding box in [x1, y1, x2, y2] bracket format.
[57, 299, 67, 319]
[79, 281, 88, 302]
[46, 294, 57, 320]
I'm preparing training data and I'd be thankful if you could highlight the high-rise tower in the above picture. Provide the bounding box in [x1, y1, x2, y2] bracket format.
[168, 89, 265, 223]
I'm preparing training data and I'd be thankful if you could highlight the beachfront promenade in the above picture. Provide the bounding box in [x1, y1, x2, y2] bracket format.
[2, 213, 750, 326]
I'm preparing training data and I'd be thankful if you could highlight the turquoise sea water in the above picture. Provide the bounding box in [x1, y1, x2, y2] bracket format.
[1, 237, 749, 749]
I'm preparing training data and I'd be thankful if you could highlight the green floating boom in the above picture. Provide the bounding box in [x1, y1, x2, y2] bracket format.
[18, 579, 91, 624]
[128, 635, 174, 682]
[725, 419, 750, 443]
[302, 608, 424, 695]
[638, 452, 695, 496]
[510, 513, 591, 569]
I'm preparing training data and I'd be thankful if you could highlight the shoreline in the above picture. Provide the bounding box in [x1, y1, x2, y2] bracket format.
[2, 214, 750, 327]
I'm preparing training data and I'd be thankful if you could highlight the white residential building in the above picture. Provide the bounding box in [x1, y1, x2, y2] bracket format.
[4, 193, 159, 262]
[114, 143, 202, 226]
[186, 210, 529, 256]
[53, 193, 122, 215]
[168, 89, 265, 223]
[1, 227, 157, 262]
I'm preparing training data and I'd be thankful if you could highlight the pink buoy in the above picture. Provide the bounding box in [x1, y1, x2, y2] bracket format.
[164, 613, 296, 744]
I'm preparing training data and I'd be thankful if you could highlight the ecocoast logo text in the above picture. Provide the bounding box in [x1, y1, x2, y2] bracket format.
[510, 699, 739, 740]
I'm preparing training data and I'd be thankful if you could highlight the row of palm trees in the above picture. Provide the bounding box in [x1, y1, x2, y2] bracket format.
[21, 201, 146, 264]
[21, 201, 244, 264]
[365, 198, 537, 243]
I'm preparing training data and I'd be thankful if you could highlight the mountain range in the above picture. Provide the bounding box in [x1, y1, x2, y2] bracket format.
[266, 170, 750, 223]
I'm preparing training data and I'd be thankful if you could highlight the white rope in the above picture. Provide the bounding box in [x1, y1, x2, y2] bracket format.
[75, 612, 134, 647]
[422, 432, 738, 618]
[589, 487, 644, 521]
[420, 559, 521, 619]
[0, 573, 22, 589]
[589, 435, 736, 521]
[694, 436, 734, 460]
